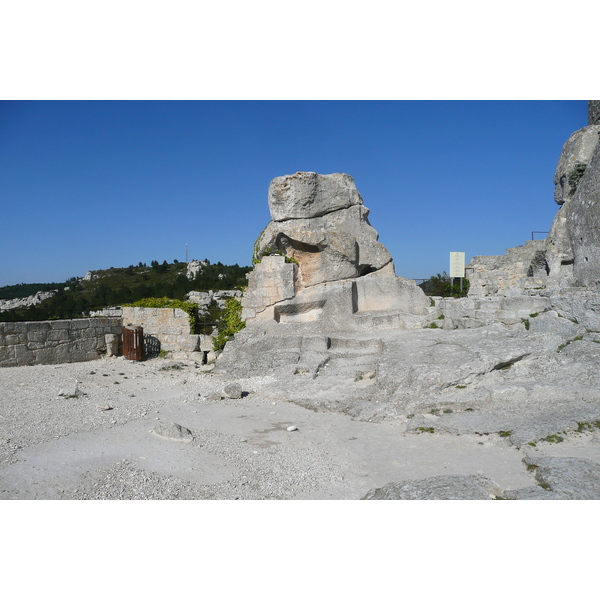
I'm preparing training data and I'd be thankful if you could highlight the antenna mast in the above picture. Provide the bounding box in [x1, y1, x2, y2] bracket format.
[186, 243, 188, 263]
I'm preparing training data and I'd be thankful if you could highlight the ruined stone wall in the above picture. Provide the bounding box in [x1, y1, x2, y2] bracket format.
[0, 317, 122, 367]
[121, 307, 199, 352]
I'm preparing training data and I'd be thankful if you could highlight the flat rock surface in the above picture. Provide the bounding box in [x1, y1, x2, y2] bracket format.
[3, 330, 600, 499]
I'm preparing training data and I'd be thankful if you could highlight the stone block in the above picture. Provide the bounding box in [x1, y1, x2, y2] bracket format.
[27, 321, 50, 332]
[268, 172, 363, 221]
[14, 344, 35, 365]
[354, 275, 429, 315]
[27, 341, 46, 350]
[2, 334, 20, 345]
[48, 329, 70, 342]
[27, 330, 48, 342]
[50, 320, 72, 329]
[0, 345, 15, 362]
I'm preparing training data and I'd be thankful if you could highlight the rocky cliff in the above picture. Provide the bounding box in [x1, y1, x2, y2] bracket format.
[468, 101, 600, 295]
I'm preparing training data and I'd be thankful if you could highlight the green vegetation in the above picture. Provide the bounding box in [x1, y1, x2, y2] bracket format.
[0, 260, 251, 322]
[557, 335, 583, 352]
[213, 298, 246, 352]
[568, 162, 587, 197]
[498, 430, 512, 438]
[542, 434, 564, 444]
[419, 271, 469, 298]
[417, 427, 435, 434]
[0, 281, 63, 300]
[576, 421, 600, 433]
[123, 297, 202, 334]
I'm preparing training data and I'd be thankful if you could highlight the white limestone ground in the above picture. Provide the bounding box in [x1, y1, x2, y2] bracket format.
[3, 336, 600, 500]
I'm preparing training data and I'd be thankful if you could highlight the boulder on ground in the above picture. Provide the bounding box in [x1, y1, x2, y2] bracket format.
[150, 422, 194, 442]
[224, 383, 243, 399]
[362, 474, 502, 500]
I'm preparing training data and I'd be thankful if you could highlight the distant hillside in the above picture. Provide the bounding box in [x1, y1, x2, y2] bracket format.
[0, 260, 251, 322]
[0, 281, 64, 300]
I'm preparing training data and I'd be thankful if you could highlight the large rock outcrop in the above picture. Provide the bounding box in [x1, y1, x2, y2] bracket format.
[216, 172, 432, 376]
[467, 101, 600, 296]
[546, 122, 600, 282]
[253, 172, 394, 291]
[240, 172, 429, 332]
[564, 129, 600, 287]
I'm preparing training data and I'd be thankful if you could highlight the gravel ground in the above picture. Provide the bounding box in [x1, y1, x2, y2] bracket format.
[3, 353, 600, 500]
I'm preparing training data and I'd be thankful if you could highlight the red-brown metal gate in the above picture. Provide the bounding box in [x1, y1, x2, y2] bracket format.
[122, 325, 144, 360]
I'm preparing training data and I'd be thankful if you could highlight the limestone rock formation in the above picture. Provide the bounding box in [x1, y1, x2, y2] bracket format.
[239, 172, 429, 332]
[268, 172, 363, 221]
[467, 240, 549, 297]
[553, 124, 600, 206]
[589, 100, 600, 126]
[186, 260, 207, 280]
[216, 172, 432, 377]
[545, 118, 600, 283]
[0, 289, 57, 312]
[467, 101, 600, 295]
[254, 172, 394, 291]
[565, 132, 600, 287]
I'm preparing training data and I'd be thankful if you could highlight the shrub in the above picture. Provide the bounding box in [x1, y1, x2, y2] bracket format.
[419, 271, 469, 298]
[213, 298, 245, 352]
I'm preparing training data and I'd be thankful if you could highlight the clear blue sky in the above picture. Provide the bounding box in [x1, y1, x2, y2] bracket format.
[0, 100, 588, 288]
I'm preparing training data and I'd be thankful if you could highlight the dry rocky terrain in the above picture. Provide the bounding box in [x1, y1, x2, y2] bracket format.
[3, 320, 600, 500]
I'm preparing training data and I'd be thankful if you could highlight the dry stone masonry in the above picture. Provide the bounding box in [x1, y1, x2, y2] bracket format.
[0, 317, 122, 367]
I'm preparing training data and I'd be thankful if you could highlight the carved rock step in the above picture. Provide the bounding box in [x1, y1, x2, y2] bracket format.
[327, 337, 384, 354]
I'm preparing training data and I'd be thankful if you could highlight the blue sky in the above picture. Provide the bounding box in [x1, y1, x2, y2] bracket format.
[0, 100, 587, 287]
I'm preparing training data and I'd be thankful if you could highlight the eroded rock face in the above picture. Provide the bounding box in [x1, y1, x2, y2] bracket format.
[553, 125, 600, 206]
[467, 104, 600, 294]
[254, 173, 393, 291]
[268, 172, 363, 221]
[466, 240, 549, 297]
[589, 100, 600, 126]
[237, 172, 429, 333]
[565, 138, 600, 286]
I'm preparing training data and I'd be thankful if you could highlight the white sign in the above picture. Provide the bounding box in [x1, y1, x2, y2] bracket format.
[449, 252, 465, 278]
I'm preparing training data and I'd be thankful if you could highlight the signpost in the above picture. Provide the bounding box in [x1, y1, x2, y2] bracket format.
[450, 252, 466, 293]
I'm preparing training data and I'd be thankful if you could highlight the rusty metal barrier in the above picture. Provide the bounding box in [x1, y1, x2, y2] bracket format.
[122, 324, 144, 360]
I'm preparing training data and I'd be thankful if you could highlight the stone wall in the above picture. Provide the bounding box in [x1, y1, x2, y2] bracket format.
[0, 317, 122, 367]
[466, 240, 549, 297]
[121, 307, 200, 352]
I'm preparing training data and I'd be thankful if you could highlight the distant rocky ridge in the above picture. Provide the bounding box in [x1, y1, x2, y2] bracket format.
[0, 290, 57, 312]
